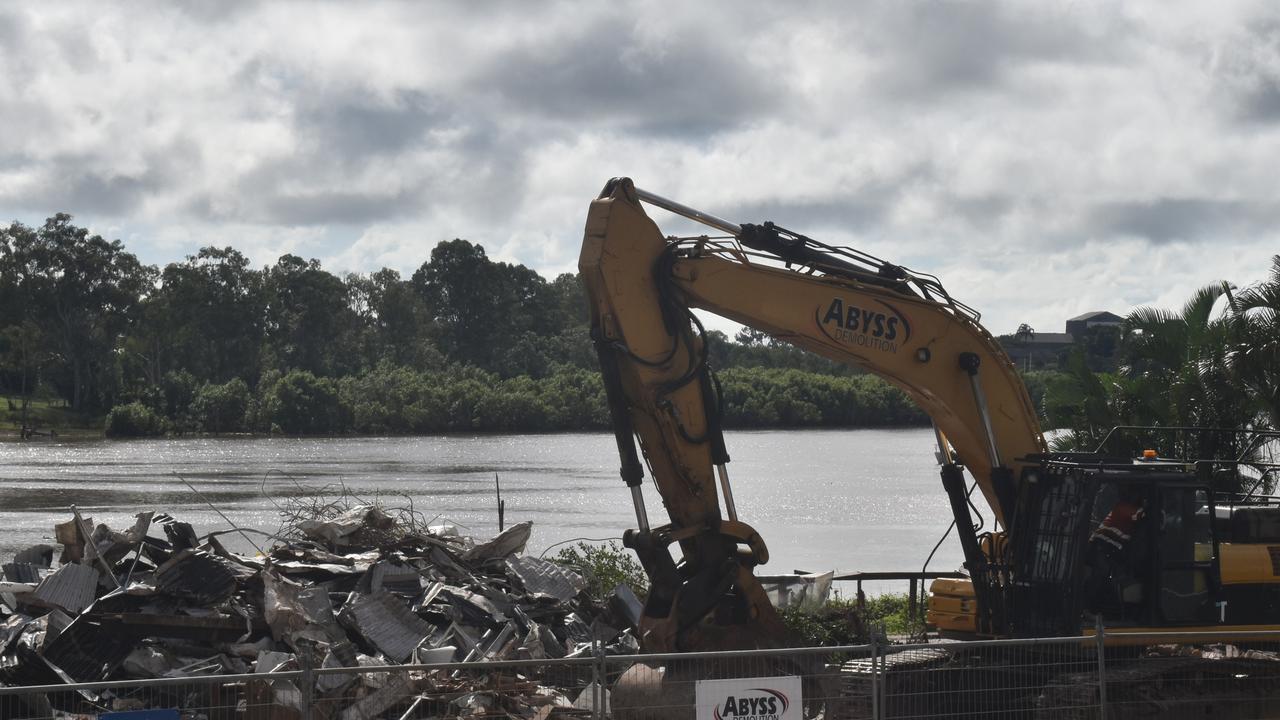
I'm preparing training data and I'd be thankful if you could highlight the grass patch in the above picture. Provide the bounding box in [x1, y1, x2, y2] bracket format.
[2, 396, 105, 435]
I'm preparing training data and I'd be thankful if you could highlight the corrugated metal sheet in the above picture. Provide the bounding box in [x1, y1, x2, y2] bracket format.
[31, 563, 99, 614]
[506, 556, 587, 603]
[337, 593, 435, 663]
[3, 562, 41, 584]
[154, 549, 236, 604]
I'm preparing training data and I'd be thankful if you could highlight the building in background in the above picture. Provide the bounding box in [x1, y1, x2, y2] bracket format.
[1001, 311, 1124, 371]
[1065, 311, 1125, 338]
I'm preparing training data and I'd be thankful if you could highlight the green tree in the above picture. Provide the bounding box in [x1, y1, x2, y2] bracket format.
[262, 255, 358, 376]
[142, 247, 265, 385]
[411, 239, 559, 372]
[0, 215, 153, 412]
[345, 268, 436, 369]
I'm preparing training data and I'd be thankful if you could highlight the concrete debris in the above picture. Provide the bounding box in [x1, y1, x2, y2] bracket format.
[760, 570, 834, 610]
[297, 504, 395, 545]
[462, 521, 532, 562]
[0, 506, 638, 719]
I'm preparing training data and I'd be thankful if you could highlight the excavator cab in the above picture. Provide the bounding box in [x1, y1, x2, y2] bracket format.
[954, 430, 1280, 638]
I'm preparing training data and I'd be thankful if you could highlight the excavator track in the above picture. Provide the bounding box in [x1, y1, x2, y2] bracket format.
[828, 642, 1280, 720]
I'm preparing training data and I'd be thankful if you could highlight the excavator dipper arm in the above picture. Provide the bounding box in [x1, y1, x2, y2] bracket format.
[579, 178, 1046, 651]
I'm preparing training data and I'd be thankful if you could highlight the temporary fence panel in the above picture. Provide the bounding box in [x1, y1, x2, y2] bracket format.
[0, 670, 293, 720]
[308, 655, 602, 719]
[603, 644, 873, 720]
[1093, 631, 1280, 720]
[5, 629, 1280, 719]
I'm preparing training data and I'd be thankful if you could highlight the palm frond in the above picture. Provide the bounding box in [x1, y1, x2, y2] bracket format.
[1125, 306, 1178, 331]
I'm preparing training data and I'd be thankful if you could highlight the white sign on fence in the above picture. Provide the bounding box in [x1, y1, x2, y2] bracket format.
[695, 675, 802, 720]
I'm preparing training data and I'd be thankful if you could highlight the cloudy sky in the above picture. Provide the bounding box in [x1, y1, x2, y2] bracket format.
[2, 1, 1279, 334]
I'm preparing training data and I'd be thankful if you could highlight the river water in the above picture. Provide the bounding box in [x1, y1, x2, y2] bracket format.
[0, 429, 966, 591]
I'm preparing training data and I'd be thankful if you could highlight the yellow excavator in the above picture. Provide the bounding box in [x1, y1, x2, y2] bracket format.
[579, 177, 1280, 656]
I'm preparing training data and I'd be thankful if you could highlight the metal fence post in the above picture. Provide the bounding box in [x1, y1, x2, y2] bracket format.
[870, 637, 880, 720]
[593, 638, 606, 720]
[299, 644, 314, 720]
[1095, 616, 1107, 719]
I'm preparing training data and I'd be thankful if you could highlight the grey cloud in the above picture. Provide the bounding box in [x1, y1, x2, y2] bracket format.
[259, 190, 419, 226]
[298, 91, 447, 161]
[58, 172, 150, 215]
[724, 197, 889, 236]
[217, 59, 532, 226]
[1213, 18, 1280, 123]
[7, 138, 202, 217]
[475, 13, 789, 137]
[0, 9, 26, 50]
[170, 0, 255, 23]
[949, 195, 1016, 226]
[857, 2, 1131, 98]
[1240, 81, 1280, 122]
[1088, 198, 1280, 243]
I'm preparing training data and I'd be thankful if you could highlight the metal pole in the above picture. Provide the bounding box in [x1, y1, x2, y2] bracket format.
[1095, 615, 1107, 718]
[593, 638, 606, 720]
[299, 646, 314, 720]
[630, 486, 650, 533]
[958, 355, 1001, 469]
[633, 187, 744, 236]
[870, 638, 880, 720]
[716, 464, 739, 521]
[931, 422, 953, 466]
[909, 577, 918, 622]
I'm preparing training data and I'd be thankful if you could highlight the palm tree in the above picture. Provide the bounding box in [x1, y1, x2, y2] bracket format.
[1227, 255, 1280, 429]
[1013, 323, 1035, 371]
[1118, 282, 1257, 459]
[1043, 346, 1133, 451]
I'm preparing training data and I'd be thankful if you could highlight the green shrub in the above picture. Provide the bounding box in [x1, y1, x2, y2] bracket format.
[192, 378, 251, 433]
[259, 370, 351, 434]
[552, 541, 648, 603]
[104, 401, 167, 438]
[779, 592, 925, 646]
[719, 367, 929, 428]
[779, 597, 864, 646]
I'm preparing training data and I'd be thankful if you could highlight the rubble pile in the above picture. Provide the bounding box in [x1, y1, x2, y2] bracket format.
[0, 506, 644, 718]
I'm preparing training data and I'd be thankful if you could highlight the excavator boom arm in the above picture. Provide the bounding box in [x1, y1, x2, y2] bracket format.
[579, 178, 1045, 650]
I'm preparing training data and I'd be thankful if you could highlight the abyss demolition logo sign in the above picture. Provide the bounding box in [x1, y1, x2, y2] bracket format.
[695, 676, 802, 720]
[815, 296, 912, 353]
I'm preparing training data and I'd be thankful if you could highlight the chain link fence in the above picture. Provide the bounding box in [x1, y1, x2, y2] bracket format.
[3, 629, 1279, 718]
